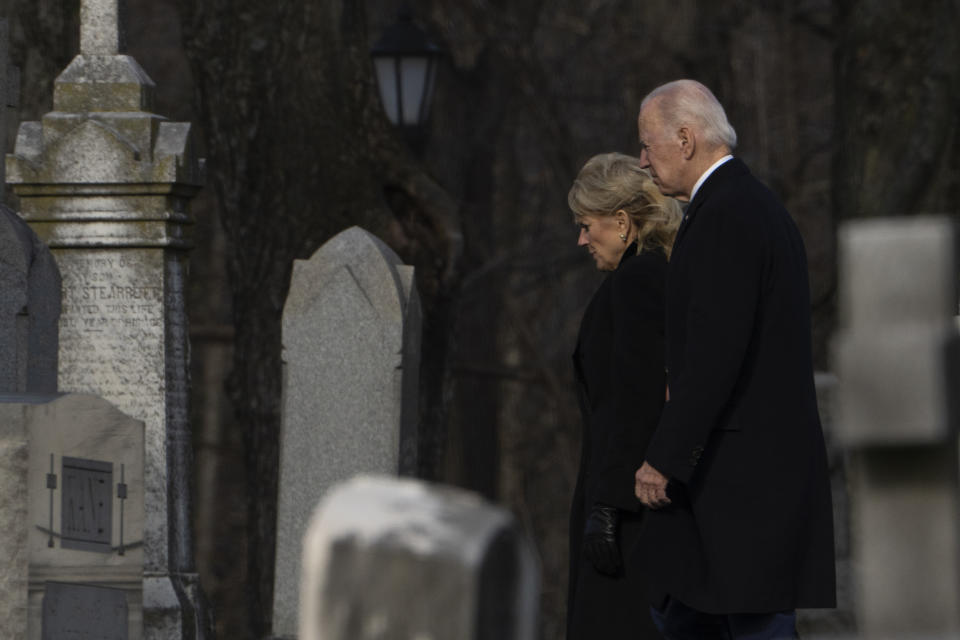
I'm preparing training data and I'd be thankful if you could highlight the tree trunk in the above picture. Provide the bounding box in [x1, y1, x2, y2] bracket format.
[176, 0, 460, 635]
[835, 0, 960, 219]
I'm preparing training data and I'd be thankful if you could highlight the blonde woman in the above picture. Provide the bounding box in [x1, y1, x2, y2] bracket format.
[567, 152, 681, 640]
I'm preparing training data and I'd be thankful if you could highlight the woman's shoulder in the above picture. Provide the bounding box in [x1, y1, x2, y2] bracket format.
[619, 246, 668, 274]
[613, 247, 667, 290]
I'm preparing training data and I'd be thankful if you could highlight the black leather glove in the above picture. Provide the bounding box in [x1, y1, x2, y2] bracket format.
[583, 503, 621, 575]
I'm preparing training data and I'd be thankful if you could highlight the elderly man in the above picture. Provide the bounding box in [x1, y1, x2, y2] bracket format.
[633, 79, 836, 639]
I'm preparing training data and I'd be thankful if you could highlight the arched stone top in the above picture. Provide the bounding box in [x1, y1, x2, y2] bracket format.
[283, 227, 417, 350]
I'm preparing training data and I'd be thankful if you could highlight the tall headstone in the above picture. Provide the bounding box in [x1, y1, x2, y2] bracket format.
[272, 226, 421, 638]
[0, 393, 145, 640]
[832, 215, 960, 635]
[5, 1, 207, 637]
[0, 204, 61, 393]
[298, 475, 539, 640]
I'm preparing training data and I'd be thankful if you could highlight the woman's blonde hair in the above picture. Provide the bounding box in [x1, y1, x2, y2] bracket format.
[568, 152, 682, 259]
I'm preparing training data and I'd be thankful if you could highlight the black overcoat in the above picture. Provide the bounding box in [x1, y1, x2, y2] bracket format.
[640, 158, 836, 614]
[567, 243, 666, 640]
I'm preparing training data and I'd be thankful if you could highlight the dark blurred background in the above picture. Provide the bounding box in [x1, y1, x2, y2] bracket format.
[2, 0, 958, 637]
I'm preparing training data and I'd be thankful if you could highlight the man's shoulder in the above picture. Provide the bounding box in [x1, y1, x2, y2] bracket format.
[706, 159, 772, 200]
[702, 161, 787, 220]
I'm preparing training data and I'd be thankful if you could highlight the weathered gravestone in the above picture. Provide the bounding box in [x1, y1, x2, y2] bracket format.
[298, 475, 539, 640]
[832, 215, 960, 636]
[272, 226, 422, 638]
[0, 204, 61, 394]
[0, 393, 144, 640]
[5, 1, 207, 636]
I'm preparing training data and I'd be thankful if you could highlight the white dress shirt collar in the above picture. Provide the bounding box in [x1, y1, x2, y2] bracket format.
[690, 154, 733, 203]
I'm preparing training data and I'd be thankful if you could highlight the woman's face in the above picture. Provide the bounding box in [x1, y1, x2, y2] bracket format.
[577, 214, 627, 271]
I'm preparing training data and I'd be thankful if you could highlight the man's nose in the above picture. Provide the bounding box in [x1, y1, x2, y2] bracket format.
[639, 148, 650, 168]
[577, 228, 589, 246]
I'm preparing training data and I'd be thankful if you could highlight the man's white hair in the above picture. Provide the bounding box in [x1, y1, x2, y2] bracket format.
[641, 79, 737, 151]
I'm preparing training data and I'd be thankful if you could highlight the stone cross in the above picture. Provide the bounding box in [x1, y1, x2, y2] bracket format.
[80, 0, 126, 55]
[833, 215, 960, 635]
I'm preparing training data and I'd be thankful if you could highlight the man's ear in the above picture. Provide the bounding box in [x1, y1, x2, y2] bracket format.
[678, 126, 696, 160]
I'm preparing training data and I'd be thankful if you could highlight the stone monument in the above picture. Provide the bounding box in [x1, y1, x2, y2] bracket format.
[5, 1, 207, 637]
[832, 215, 960, 635]
[298, 475, 539, 640]
[272, 226, 422, 638]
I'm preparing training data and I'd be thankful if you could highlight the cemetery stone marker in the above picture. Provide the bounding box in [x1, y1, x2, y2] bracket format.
[833, 215, 960, 635]
[272, 226, 422, 637]
[298, 475, 539, 640]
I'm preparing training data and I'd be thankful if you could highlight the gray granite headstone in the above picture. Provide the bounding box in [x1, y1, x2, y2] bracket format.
[272, 226, 422, 638]
[832, 215, 960, 635]
[298, 475, 539, 640]
[0, 204, 61, 394]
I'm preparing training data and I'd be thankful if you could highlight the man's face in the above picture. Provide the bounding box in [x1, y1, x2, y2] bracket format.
[637, 102, 689, 201]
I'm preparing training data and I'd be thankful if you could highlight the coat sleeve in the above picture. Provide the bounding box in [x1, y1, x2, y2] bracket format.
[592, 252, 667, 511]
[645, 201, 764, 485]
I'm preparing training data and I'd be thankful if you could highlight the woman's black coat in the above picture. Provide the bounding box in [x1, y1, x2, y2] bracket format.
[567, 243, 666, 640]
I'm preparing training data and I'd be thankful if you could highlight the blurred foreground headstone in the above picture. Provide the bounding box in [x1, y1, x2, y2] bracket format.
[833, 215, 960, 636]
[297, 475, 539, 640]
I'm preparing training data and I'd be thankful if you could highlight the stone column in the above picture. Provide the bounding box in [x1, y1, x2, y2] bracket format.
[832, 215, 960, 636]
[5, 0, 207, 637]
